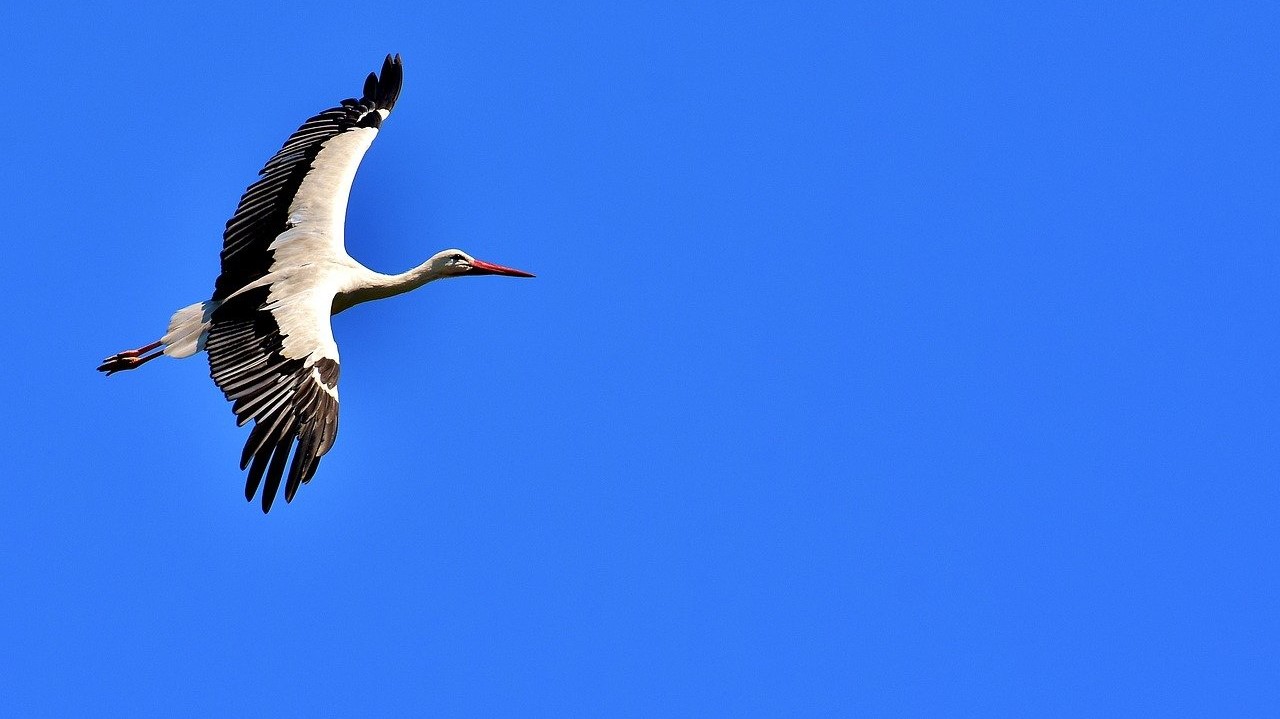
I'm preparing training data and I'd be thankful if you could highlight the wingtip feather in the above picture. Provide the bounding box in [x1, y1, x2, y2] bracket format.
[264, 437, 296, 513]
[373, 52, 403, 111]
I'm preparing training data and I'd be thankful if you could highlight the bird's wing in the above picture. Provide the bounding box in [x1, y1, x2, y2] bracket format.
[206, 282, 341, 512]
[212, 54, 403, 303]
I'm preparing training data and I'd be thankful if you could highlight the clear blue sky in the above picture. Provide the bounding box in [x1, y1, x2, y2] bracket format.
[0, 1, 1275, 715]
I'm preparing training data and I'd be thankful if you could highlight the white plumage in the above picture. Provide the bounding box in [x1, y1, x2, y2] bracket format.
[100, 55, 534, 512]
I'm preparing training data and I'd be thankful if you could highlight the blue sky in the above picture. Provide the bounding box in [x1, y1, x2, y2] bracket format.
[1, 0, 1276, 715]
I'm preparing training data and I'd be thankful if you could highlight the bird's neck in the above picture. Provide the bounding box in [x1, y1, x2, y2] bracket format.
[336, 259, 444, 312]
[381, 259, 446, 295]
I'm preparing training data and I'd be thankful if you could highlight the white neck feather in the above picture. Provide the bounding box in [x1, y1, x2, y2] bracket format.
[335, 258, 447, 313]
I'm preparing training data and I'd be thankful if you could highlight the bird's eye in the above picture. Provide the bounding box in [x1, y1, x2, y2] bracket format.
[451, 254, 466, 263]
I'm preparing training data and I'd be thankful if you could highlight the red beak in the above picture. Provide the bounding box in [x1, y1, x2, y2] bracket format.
[469, 259, 536, 278]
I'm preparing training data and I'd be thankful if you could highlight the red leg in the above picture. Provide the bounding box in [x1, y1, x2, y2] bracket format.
[110, 340, 163, 359]
[98, 340, 164, 375]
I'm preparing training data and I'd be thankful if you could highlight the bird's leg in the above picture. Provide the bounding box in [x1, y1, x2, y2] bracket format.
[111, 340, 162, 358]
[97, 340, 164, 376]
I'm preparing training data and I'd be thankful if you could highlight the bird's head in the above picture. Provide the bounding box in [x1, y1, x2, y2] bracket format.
[430, 249, 536, 279]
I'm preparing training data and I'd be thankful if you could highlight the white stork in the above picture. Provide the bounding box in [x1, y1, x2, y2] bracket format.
[99, 54, 534, 512]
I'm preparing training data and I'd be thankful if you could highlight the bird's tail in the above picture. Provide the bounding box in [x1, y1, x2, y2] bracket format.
[98, 300, 218, 376]
[160, 300, 218, 359]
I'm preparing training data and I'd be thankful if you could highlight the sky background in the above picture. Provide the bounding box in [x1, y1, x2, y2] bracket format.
[0, 0, 1276, 716]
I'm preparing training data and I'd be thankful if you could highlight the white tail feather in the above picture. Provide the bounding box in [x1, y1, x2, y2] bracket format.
[162, 301, 219, 358]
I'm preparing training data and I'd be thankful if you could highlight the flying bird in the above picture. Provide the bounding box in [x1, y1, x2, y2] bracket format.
[99, 54, 534, 512]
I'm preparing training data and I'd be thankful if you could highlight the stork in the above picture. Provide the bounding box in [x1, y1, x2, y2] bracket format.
[98, 54, 534, 512]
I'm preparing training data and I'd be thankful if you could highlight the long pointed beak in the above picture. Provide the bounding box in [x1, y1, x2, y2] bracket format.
[469, 259, 535, 278]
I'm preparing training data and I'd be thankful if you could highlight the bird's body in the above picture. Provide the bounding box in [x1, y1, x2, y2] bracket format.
[100, 55, 533, 512]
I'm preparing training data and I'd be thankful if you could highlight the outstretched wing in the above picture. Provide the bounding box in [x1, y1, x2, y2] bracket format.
[207, 285, 340, 512]
[205, 55, 403, 511]
[212, 53, 403, 302]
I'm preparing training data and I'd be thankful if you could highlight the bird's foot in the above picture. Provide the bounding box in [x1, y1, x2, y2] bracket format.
[98, 341, 164, 376]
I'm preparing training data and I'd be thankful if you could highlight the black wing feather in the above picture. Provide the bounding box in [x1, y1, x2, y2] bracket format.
[261, 437, 294, 513]
[245, 449, 273, 503]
